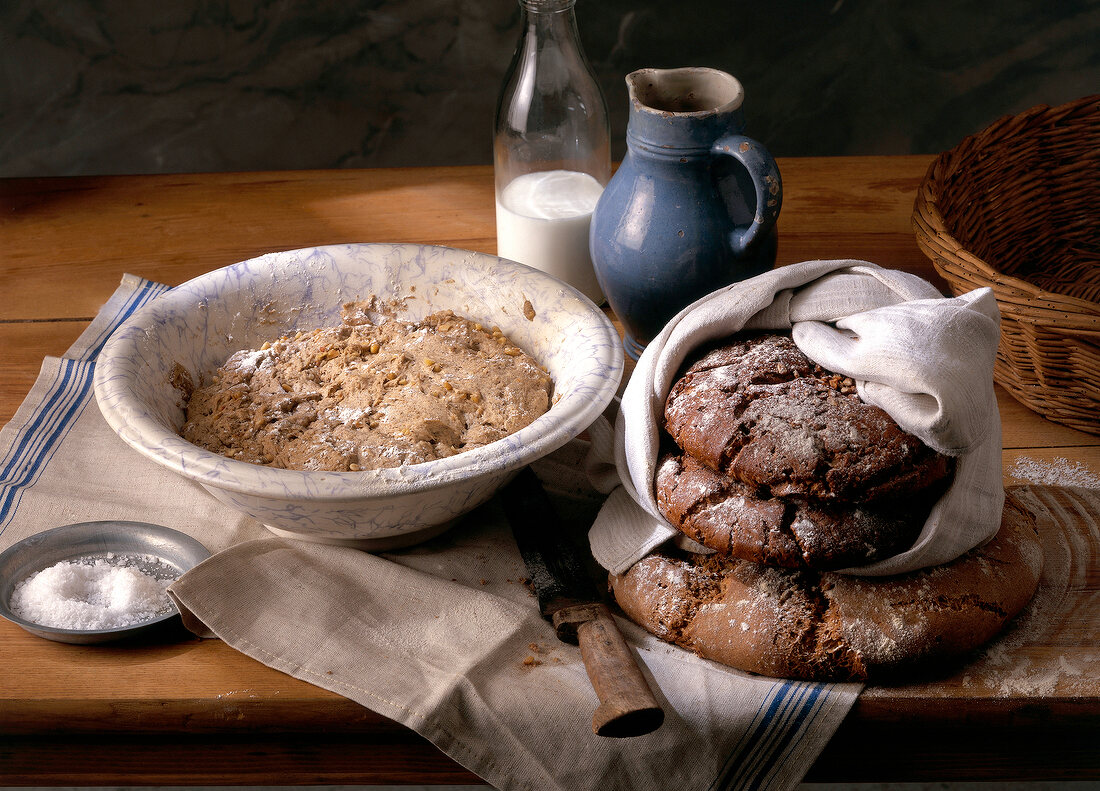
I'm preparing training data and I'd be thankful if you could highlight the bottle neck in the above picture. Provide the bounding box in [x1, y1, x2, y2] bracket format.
[520, 0, 580, 45]
[520, 0, 576, 12]
[494, 0, 609, 187]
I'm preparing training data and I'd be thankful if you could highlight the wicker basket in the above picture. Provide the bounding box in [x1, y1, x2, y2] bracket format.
[912, 95, 1100, 435]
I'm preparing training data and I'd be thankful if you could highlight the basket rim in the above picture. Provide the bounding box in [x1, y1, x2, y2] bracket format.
[912, 95, 1100, 329]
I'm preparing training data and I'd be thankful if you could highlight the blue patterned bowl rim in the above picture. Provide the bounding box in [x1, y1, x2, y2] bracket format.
[93, 243, 624, 500]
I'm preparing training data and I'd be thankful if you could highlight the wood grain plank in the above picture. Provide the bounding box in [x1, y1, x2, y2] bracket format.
[0, 734, 484, 786]
[1, 158, 938, 321]
[1, 168, 500, 320]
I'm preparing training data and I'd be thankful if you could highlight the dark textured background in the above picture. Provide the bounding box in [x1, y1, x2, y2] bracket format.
[1, 0, 1097, 176]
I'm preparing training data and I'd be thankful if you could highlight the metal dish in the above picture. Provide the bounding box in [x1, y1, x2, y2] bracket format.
[0, 521, 211, 644]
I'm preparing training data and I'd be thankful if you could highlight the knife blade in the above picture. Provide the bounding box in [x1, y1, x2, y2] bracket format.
[500, 466, 664, 737]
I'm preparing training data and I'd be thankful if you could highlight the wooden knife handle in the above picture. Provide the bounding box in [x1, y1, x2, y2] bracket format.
[553, 602, 664, 737]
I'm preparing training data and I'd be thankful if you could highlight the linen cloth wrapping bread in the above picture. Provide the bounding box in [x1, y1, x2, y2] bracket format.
[0, 275, 861, 791]
[589, 259, 1004, 576]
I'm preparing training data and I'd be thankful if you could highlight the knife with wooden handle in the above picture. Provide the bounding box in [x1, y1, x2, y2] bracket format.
[500, 467, 664, 737]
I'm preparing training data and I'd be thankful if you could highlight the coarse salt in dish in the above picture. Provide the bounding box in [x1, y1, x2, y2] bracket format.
[10, 554, 176, 631]
[0, 520, 212, 644]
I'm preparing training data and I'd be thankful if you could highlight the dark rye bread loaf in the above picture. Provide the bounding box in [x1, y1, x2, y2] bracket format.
[655, 451, 929, 570]
[610, 491, 1042, 682]
[663, 333, 953, 502]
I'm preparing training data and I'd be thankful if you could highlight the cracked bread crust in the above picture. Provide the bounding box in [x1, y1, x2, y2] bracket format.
[662, 332, 953, 502]
[610, 491, 1043, 682]
[655, 452, 928, 570]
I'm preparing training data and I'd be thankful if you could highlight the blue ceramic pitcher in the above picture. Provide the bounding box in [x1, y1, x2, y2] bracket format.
[590, 67, 782, 359]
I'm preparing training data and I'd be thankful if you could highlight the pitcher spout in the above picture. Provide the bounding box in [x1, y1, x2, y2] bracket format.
[625, 67, 748, 152]
[627, 67, 745, 116]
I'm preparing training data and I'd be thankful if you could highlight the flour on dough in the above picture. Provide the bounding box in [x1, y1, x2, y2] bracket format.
[181, 302, 553, 471]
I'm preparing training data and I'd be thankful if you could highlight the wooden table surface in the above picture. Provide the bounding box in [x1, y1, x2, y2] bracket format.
[1, 157, 1098, 785]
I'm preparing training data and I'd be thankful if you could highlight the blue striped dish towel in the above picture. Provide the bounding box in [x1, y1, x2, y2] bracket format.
[0, 275, 270, 550]
[0, 275, 165, 528]
[2, 275, 861, 791]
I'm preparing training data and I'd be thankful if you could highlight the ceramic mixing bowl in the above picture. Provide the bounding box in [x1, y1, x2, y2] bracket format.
[93, 244, 623, 549]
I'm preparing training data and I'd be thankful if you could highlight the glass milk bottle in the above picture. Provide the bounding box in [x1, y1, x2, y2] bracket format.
[493, 0, 610, 305]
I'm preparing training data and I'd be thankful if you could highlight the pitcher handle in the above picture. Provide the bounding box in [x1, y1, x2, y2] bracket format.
[711, 134, 783, 254]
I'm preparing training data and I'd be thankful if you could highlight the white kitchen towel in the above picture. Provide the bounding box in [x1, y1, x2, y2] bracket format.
[0, 274, 861, 791]
[590, 259, 1004, 576]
